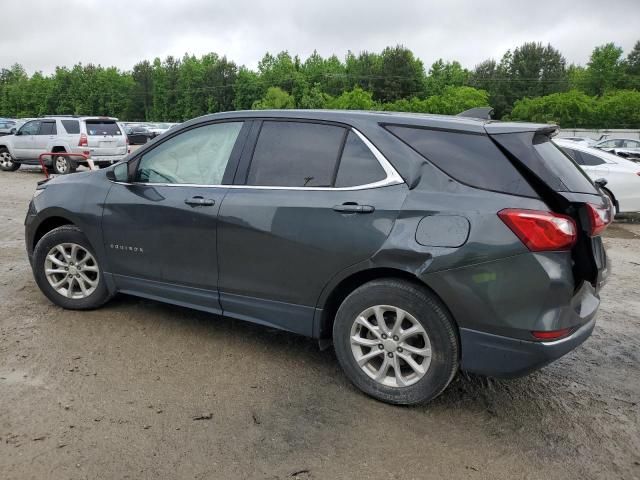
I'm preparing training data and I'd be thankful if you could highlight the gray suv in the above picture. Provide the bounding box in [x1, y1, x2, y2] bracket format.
[24, 110, 610, 405]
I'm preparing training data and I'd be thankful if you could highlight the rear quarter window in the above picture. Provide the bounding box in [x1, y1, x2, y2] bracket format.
[61, 120, 80, 134]
[385, 125, 537, 197]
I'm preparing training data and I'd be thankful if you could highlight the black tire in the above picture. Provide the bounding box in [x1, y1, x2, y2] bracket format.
[51, 154, 77, 175]
[333, 279, 459, 405]
[0, 147, 20, 171]
[32, 225, 112, 310]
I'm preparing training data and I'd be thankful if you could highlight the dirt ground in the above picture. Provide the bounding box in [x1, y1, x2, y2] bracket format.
[1, 167, 639, 480]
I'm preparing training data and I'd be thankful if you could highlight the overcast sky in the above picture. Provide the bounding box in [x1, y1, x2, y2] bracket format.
[1, 0, 639, 74]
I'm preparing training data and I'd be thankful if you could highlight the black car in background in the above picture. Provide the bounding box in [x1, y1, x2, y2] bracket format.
[24, 110, 610, 405]
[124, 125, 154, 145]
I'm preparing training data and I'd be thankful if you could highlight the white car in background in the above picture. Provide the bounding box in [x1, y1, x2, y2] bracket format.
[555, 138, 640, 214]
[560, 136, 597, 147]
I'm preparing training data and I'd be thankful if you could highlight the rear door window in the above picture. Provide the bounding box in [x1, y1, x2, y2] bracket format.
[61, 120, 80, 134]
[85, 120, 122, 136]
[247, 121, 345, 187]
[385, 125, 536, 196]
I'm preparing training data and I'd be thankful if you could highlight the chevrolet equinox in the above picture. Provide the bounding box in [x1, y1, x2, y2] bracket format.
[25, 110, 610, 405]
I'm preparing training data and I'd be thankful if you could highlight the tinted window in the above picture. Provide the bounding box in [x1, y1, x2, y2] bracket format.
[38, 121, 57, 135]
[335, 132, 386, 187]
[623, 140, 640, 148]
[62, 120, 80, 134]
[19, 120, 40, 135]
[493, 132, 598, 195]
[247, 121, 345, 187]
[578, 150, 606, 166]
[386, 125, 536, 196]
[136, 122, 243, 185]
[85, 121, 122, 136]
[531, 137, 597, 193]
[560, 147, 581, 164]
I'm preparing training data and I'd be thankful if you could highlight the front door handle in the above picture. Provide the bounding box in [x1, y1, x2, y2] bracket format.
[185, 196, 215, 207]
[332, 203, 375, 214]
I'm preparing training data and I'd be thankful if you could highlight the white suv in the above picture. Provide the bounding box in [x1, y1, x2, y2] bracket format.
[0, 116, 128, 174]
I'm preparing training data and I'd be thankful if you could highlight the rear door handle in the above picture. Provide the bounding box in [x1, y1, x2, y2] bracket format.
[185, 196, 215, 207]
[332, 203, 375, 213]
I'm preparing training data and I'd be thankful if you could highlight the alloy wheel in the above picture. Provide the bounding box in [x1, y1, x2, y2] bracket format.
[44, 243, 99, 299]
[350, 305, 432, 388]
[0, 151, 14, 169]
[55, 156, 69, 174]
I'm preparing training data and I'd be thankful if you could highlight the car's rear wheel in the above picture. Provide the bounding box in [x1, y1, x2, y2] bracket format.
[52, 154, 76, 175]
[32, 226, 111, 310]
[0, 148, 20, 171]
[333, 279, 459, 405]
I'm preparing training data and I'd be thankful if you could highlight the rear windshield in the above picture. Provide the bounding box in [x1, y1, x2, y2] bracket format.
[493, 132, 598, 194]
[85, 121, 122, 136]
[385, 125, 537, 197]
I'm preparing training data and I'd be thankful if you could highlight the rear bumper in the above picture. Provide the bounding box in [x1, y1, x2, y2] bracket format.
[460, 315, 596, 378]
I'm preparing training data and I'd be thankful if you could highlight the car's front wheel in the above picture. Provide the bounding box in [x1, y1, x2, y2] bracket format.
[32, 226, 111, 309]
[0, 147, 20, 171]
[333, 279, 459, 405]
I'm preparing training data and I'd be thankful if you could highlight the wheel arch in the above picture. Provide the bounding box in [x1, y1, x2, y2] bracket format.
[314, 266, 460, 343]
[32, 215, 76, 252]
[601, 186, 619, 214]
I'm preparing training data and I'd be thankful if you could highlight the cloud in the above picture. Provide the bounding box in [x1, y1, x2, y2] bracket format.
[2, 0, 638, 74]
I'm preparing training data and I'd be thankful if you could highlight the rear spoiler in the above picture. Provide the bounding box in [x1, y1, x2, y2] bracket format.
[456, 107, 494, 120]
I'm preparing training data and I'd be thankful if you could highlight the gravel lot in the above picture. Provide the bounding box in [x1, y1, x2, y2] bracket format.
[1, 167, 639, 480]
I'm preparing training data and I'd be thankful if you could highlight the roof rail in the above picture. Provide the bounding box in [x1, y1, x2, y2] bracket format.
[456, 107, 494, 120]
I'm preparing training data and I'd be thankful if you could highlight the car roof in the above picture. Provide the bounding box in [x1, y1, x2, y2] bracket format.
[182, 109, 555, 135]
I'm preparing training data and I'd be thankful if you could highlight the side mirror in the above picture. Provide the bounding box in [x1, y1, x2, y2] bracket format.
[14, 130, 22, 136]
[107, 162, 129, 182]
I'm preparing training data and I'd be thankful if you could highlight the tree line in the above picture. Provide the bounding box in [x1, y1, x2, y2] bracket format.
[1, 41, 639, 128]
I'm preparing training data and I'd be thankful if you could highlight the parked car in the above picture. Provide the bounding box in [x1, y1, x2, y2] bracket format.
[0, 116, 128, 174]
[594, 138, 640, 161]
[147, 122, 173, 137]
[560, 136, 596, 146]
[25, 110, 610, 405]
[555, 139, 640, 213]
[124, 125, 154, 145]
[0, 119, 17, 136]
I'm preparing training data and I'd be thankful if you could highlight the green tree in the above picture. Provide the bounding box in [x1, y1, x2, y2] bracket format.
[252, 87, 295, 109]
[425, 59, 469, 96]
[584, 43, 624, 95]
[327, 87, 376, 110]
[509, 90, 596, 127]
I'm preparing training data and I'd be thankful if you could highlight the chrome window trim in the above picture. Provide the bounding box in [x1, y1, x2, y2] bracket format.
[115, 127, 405, 191]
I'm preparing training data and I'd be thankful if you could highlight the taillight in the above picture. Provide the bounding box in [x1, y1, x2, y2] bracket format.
[498, 209, 577, 252]
[78, 133, 88, 147]
[586, 203, 611, 236]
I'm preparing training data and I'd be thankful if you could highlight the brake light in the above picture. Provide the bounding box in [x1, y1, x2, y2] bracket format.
[586, 203, 611, 236]
[531, 328, 572, 341]
[78, 133, 88, 147]
[498, 209, 577, 252]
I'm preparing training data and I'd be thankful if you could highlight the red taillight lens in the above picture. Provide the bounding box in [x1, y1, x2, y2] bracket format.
[498, 209, 577, 252]
[586, 203, 611, 236]
[531, 328, 573, 341]
[78, 133, 88, 147]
